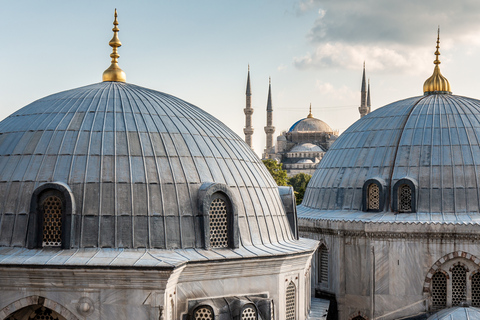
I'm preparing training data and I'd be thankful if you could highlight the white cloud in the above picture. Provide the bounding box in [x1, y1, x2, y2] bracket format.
[315, 81, 356, 102]
[295, 0, 480, 72]
[295, 42, 431, 74]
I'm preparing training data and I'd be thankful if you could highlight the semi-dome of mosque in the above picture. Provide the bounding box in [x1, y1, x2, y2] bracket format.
[290, 142, 325, 153]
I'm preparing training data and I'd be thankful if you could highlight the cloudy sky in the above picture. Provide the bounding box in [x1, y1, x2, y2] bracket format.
[1, 0, 479, 155]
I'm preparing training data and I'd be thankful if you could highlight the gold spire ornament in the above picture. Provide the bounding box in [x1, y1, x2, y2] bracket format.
[307, 103, 313, 118]
[103, 9, 126, 82]
[423, 27, 451, 94]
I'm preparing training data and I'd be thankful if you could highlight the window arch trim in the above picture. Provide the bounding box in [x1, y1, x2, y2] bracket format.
[392, 178, 417, 213]
[198, 182, 239, 249]
[27, 182, 76, 249]
[362, 178, 386, 212]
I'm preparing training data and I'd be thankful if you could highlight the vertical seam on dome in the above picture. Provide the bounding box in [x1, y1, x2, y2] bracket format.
[449, 96, 474, 216]
[443, 96, 458, 217]
[121, 85, 152, 248]
[387, 96, 427, 212]
[79, 83, 111, 247]
[125, 87, 168, 248]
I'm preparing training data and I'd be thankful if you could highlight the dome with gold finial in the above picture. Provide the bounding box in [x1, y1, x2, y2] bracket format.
[288, 104, 334, 133]
[423, 28, 451, 94]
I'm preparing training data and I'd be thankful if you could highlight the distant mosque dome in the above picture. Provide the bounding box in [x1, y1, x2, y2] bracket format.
[288, 117, 333, 133]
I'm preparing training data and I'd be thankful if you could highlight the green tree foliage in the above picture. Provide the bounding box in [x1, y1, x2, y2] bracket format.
[288, 173, 312, 205]
[262, 159, 288, 186]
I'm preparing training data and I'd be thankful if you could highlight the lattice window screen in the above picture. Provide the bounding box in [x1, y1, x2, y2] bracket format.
[473, 272, 480, 307]
[33, 307, 59, 320]
[432, 272, 447, 308]
[286, 282, 296, 320]
[452, 265, 467, 306]
[42, 196, 63, 247]
[398, 184, 412, 212]
[318, 247, 328, 284]
[209, 198, 228, 248]
[368, 184, 380, 210]
[351, 317, 366, 320]
[241, 306, 257, 320]
[194, 307, 213, 320]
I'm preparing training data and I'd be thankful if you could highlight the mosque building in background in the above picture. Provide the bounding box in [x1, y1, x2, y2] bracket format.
[245, 65, 371, 177]
[0, 11, 319, 320]
[298, 30, 480, 320]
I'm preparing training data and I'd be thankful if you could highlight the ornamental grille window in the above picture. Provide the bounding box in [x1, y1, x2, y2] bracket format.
[241, 306, 257, 320]
[472, 273, 480, 307]
[398, 184, 412, 213]
[209, 198, 228, 248]
[194, 307, 213, 320]
[367, 183, 380, 210]
[33, 307, 59, 320]
[351, 317, 366, 320]
[286, 282, 296, 320]
[431, 272, 447, 309]
[318, 246, 328, 284]
[42, 195, 63, 247]
[452, 265, 467, 306]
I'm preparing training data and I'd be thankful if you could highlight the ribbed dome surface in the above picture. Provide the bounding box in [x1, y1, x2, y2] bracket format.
[302, 94, 480, 218]
[288, 117, 333, 133]
[290, 143, 324, 152]
[0, 82, 293, 248]
[427, 307, 480, 320]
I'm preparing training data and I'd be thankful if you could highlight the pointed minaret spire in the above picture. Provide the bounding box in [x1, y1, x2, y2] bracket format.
[367, 79, 371, 109]
[307, 103, 313, 118]
[263, 77, 275, 157]
[359, 62, 370, 118]
[243, 65, 254, 150]
[103, 9, 126, 82]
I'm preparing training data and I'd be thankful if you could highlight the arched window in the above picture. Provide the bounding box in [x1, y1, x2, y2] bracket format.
[398, 184, 413, 213]
[367, 183, 380, 210]
[451, 265, 467, 306]
[431, 271, 447, 309]
[198, 182, 239, 249]
[318, 245, 328, 285]
[393, 178, 416, 213]
[286, 282, 296, 320]
[472, 272, 480, 307]
[41, 195, 63, 247]
[28, 182, 75, 249]
[209, 196, 229, 248]
[241, 305, 257, 320]
[362, 179, 385, 212]
[194, 306, 214, 320]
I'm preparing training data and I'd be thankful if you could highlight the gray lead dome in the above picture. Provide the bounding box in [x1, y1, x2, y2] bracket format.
[301, 94, 480, 222]
[0, 82, 293, 248]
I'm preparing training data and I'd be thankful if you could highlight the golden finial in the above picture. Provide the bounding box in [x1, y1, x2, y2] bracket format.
[423, 27, 451, 94]
[103, 9, 126, 82]
[307, 103, 313, 118]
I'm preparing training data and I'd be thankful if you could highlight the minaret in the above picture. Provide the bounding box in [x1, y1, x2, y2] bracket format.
[367, 79, 371, 113]
[359, 62, 369, 118]
[103, 9, 126, 82]
[264, 77, 275, 156]
[243, 65, 254, 149]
